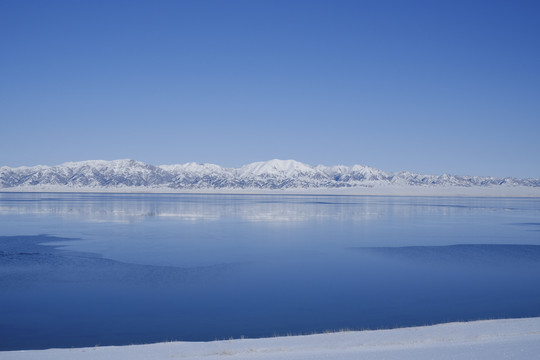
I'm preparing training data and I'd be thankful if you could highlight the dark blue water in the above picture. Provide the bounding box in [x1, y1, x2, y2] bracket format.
[1, 193, 540, 350]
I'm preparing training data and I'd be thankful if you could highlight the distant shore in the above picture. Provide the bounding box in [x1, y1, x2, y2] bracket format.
[3, 317, 540, 360]
[2, 185, 540, 197]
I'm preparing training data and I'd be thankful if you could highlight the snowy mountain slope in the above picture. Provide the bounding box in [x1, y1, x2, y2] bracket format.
[1, 159, 539, 191]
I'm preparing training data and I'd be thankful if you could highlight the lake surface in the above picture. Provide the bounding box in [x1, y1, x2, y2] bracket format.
[1, 193, 540, 350]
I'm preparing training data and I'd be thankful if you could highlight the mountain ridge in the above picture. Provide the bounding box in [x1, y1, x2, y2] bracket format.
[1, 159, 539, 191]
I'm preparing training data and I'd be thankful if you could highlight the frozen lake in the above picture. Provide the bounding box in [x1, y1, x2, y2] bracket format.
[1, 193, 540, 350]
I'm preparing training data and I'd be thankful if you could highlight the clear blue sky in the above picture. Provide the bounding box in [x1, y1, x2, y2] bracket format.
[1, 0, 539, 177]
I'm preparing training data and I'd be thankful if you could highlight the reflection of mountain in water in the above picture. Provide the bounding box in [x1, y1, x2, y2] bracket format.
[0, 193, 380, 223]
[0, 193, 533, 223]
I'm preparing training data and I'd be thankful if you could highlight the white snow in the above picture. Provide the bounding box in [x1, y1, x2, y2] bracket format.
[238, 159, 317, 177]
[3, 184, 540, 197]
[2, 317, 539, 360]
[159, 162, 225, 174]
[1, 159, 540, 195]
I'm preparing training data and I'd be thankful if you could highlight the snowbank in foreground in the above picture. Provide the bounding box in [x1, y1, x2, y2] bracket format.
[3, 317, 540, 360]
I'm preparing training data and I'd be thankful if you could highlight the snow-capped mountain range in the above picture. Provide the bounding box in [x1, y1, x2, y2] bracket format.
[1, 159, 539, 192]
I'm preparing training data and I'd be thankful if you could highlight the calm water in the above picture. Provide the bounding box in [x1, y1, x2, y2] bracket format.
[1, 193, 540, 350]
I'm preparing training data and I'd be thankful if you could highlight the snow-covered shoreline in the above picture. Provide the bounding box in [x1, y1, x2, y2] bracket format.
[3, 185, 540, 197]
[3, 317, 540, 359]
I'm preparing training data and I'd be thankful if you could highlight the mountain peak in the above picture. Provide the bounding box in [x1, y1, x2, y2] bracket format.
[59, 159, 147, 168]
[1, 159, 538, 191]
[240, 159, 315, 176]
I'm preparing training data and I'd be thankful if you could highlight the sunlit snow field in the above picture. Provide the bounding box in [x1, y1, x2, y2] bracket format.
[1, 193, 540, 351]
